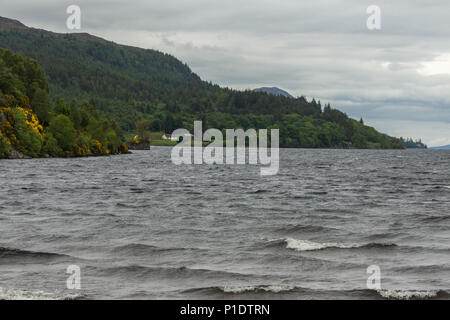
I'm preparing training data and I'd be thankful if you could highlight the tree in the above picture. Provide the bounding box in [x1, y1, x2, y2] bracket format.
[47, 114, 76, 151]
[30, 84, 52, 125]
[42, 132, 62, 156]
[136, 119, 151, 142]
[54, 97, 71, 116]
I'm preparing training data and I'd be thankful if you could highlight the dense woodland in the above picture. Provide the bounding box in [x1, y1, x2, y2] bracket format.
[0, 48, 127, 158]
[0, 17, 404, 149]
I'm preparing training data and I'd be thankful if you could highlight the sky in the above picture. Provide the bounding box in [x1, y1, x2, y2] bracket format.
[1, 0, 450, 146]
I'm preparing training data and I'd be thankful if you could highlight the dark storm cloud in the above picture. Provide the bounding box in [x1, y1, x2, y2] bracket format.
[1, 0, 449, 145]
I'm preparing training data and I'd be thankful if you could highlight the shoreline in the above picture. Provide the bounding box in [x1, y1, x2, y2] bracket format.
[0, 151, 132, 161]
[2, 147, 438, 160]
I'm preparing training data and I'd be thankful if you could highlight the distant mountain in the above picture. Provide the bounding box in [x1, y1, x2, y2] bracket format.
[253, 87, 294, 98]
[0, 16, 405, 149]
[430, 144, 450, 150]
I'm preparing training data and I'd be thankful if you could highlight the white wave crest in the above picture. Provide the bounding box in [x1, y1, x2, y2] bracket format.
[377, 289, 440, 300]
[223, 285, 295, 294]
[285, 238, 363, 251]
[0, 288, 82, 300]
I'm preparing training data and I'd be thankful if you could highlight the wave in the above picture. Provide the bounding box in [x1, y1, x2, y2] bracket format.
[275, 224, 332, 233]
[374, 289, 449, 300]
[420, 215, 450, 223]
[0, 247, 72, 260]
[111, 243, 200, 255]
[0, 288, 83, 300]
[221, 287, 450, 299]
[182, 285, 301, 296]
[96, 264, 251, 280]
[391, 264, 450, 273]
[181, 286, 449, 299]
[115, 202, 138, 208]
[305, 191, 328, 195]
[430, 185, 450, 190]
[283, 238, 397, 252]
[222, 285, 296, 294]
[252, 189, 269, 194]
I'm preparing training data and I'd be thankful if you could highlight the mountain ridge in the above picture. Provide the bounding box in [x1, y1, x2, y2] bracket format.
[0, 16, 27, 30]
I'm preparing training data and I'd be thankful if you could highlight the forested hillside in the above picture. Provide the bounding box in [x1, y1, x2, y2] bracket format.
[0, 16, 404, 149]
[0, 48, 127, 158]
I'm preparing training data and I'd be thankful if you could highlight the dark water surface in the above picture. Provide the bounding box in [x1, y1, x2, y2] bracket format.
[0, 148, 449, 299]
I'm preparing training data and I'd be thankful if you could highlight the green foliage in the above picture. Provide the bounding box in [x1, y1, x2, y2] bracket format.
[53, 97, 71, 117]
[135, 119, 151, 142]
[11, 108, 42, 156]
[47, 114, 76, 151]
[0, 135, 9, 157]
[150, 139, 177, 147]
[0, 47, 127, 158]
[0, 47, 52, 123]
[30, 85, 52, 124]
[400, 137, 427, 149]
[83, 104, 123, 153]
[42, 132, 62, 156]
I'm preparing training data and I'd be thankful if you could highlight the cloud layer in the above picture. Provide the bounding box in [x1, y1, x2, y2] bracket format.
[2, 0, 450, 146]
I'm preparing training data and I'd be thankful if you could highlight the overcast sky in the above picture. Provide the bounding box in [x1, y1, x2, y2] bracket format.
[2, 0, 450, 146]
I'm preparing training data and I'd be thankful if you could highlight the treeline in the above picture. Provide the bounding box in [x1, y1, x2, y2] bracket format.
[400, 137, 427, 149]
[0, 48, 127, 159]
[0, 17, 404, 149]
[136, 106, 403, 149]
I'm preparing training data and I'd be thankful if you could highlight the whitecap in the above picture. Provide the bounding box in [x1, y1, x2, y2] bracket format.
[223, 285, 295, 294]
[0, 287, 82, 300]
[284, 238, 395, 251]
[285, 238, 362, 251]
[377, 289, 439, 300]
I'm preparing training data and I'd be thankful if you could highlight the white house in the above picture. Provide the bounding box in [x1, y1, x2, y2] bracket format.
[162, 133, 172, 140]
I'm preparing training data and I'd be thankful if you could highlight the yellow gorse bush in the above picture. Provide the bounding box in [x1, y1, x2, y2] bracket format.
[0, 105, 45, 153]
[15, 106, 44, 139]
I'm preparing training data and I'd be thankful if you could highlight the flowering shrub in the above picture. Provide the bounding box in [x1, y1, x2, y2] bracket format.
[11, 107, 43, 157]
[0, 105, 44, 157]
[90, 139, 104, 155]
[0, 49, 128, 159]
[119, 142, 129, 154]
[15, 106, 44, 139]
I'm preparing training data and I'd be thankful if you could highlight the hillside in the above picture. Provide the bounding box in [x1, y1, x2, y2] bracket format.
[0, 16, 404, 149]
[0, 48, 127, 159]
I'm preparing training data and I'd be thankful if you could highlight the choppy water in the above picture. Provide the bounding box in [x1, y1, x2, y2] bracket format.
[0, 148, 449, 300]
